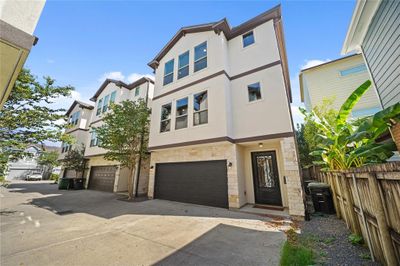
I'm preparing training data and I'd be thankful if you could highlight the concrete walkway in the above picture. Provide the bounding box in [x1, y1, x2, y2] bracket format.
[0, 181, 286, 266]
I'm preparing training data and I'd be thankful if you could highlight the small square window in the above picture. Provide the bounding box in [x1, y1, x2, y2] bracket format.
[243, 31, 255, 47]
[248, 82, 261, 102]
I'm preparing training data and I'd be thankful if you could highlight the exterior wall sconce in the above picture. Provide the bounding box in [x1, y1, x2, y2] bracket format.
[228, 162, 233, 168]
[150, 165, 154, 169]
[258, 143, 263, 148]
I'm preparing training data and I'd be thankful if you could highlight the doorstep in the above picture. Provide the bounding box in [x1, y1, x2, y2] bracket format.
[236, 204, 290, 219]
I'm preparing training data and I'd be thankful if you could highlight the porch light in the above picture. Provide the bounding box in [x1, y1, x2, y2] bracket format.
[228, 162, 232, 168]
[258, 143, 263, 148]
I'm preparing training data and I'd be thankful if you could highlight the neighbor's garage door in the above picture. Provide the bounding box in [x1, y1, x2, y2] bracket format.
[63, 169, 76, 179]
[154, 160, 228, 208]
[88, 166, 116, 192]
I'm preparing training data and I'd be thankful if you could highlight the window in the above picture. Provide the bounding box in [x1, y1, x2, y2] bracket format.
[69, 111, 80, 126]
[102, 94, 110, 113]
[163, 59, 174, 85]
[160, 103, 172, 132]
[96, 98, 103, 116]
[90, 130, 98, 147]
[193, 91, 208, 126]
[62, 143, 71, 153]
[194, 42, 207, 72]
[242, 31, 255, 47]
[178, 51, 189, 79]
[340, 64, 367, 76]
[110, 91, 116, 103]
[248, 82, 262, 102]
[135, 87, 140, 96]
[175, 97, 188, 129]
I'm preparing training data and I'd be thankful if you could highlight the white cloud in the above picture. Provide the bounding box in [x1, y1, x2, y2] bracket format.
[127, 73, 154, 83]
[98, 71, 125, 82]
[301, 59, 330, 70]
[291, 104, 305, 126]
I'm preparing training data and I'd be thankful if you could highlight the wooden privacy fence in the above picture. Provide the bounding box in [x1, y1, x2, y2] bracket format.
[317, 162, 400, 265]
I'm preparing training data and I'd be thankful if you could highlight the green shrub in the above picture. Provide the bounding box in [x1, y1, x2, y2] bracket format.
[280, 241, 314, 266]
[50, 173, 59, 182]
[348, 234, 363, 245]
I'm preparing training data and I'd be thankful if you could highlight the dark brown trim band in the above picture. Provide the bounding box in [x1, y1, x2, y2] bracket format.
[148, 131, 294, 151]
[152, 60, 281, 101]
[65, 127, 90, 134]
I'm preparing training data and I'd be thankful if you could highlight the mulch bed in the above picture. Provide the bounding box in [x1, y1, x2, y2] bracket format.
[299, 214, 380, 265]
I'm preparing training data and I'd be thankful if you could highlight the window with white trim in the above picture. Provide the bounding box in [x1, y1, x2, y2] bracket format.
[178, 51, 189, 79]
[248, 82, 262, 102]
[339, 64, 367, 76]
[102, 94, 110, 112]
[96, 98, 103, 116]
[194, 42, 207, 72]
[242, 31, 255, 47]
[193, 91, 208, 126]
[175, 97, 188, 129]
[163, 59, 174, 85]
[135, 87, 140, 96]
[90, 130, 98, 147]
[160, 103, 172, 132]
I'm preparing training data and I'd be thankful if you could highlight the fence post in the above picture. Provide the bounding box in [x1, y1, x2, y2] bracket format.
[368, 173, 397, 265]
[341, 173, 361, 235]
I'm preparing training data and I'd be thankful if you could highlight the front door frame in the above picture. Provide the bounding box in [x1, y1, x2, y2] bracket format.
[251, 150, 283, 206]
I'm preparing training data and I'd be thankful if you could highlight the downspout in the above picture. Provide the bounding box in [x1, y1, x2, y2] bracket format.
[134, 81, 149, 197]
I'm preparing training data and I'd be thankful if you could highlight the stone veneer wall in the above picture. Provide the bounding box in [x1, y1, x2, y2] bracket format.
[147, 142, 242, 208]
[279, 137, 306, 217]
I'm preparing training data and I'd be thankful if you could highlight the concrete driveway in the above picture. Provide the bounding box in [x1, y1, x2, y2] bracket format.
[1, 181, 286, 266]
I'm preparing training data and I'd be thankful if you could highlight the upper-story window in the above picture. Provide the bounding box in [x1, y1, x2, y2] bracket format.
[110, 91, 116, 103]
[339, 64, 367, 76]
[69, 111, 80, 126]
[175, 97, 188, 129]
[163, 59, 174, 85]
[61, 142, 72, 153]
[96, 98, 103, 116]
[242, 31, 255, 47]
[160, 103, 172, 132]
[178, 51, 189, 79]
[194, 42, 207, 72]
[248, 82, 262, 102]
[193, 91, 208, 126]
[102, 94, 110, 113]
[90, 130, 98, 147]
[135, 87, 140, 96]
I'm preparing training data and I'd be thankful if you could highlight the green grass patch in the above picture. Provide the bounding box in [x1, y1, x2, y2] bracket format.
[348, 234, 363, 246]
[280, 229, 314, 266]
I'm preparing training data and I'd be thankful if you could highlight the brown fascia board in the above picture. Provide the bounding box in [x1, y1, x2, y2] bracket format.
[90, 79, 130, 102]
[127, 76, 154, 89]
[148, 5, 282, 69]
[65, 100, 94, 116]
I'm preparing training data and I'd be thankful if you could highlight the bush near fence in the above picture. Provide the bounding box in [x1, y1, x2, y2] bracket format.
[317, 162, 400, 265]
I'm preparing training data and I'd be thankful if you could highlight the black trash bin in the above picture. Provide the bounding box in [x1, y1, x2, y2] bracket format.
[308, 182, 335, 214]
[72, 178, 84, 190]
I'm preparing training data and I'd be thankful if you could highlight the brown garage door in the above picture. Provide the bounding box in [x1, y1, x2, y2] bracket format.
[154, 160, 228, 208]
[88, 166, 116, 192]
[63, 169, 76, 179]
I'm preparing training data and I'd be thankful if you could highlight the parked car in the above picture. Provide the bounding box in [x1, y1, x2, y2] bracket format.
[26, 173, 43, 181]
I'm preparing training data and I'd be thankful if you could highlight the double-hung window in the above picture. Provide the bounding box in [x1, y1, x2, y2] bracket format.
[96, 98, 103, 116]
[110, 91, 116, 104]
[135, 87, 140, 96]
[163, 59, 174, 85]
[102, 94, 110, 113]
[90, 130, 98, 147]
[242, 31, 255, 47]
[193, 91, 208, 126]
[178, 51, 189, 79]
[175, 97, 188, 129]
[194, 42, 207, 72]
[248, 82, 262, 102]
[160, 103, 172, 132]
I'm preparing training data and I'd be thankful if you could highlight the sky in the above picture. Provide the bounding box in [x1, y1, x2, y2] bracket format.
[26, 0, 356, 125]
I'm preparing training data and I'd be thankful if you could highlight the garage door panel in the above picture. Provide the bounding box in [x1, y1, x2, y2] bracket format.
[89, 166, 116, 192]
[155, 160, 228, 208]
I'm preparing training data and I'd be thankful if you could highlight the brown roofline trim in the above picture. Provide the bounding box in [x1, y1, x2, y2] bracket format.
[152, 60, 281, 101]
[300, 53, 361, 73]
[148, 5, 281, 69]
[66, 100, 94, 115]
[65, 128, 90, 134]
[89, 118, 103, 126]
[148, 131, 294, 151]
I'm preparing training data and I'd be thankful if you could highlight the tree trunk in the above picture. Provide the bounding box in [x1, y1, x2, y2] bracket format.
[127, 166, 135, 200]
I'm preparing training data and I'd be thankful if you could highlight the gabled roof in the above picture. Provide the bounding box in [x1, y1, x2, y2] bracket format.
[148, 5, 282, 69]
[66, 100, 94, 116]
[90, 77, 154, 102]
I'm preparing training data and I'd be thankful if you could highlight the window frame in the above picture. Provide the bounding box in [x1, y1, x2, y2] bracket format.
[194, 42, 207, 72]
[96, 98, 103, 116]
[175, 97, 188, 130]
[193, 91, 208, 126]
[242, 31, 255, 48]
[134, 87, 140, 96]
[102, 94, 110, 113]
[178, 51, 190, 79]
[160, 103, 172, 133]
[163, 59, 174, 85]
[110, 91, 116, 104]
[247, 82, 262, 102]
[90, 130, 98, 147]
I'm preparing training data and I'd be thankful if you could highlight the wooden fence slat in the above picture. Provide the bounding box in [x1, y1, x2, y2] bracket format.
[342, 174, 362, 235]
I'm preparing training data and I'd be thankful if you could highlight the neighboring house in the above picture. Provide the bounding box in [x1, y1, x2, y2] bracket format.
[83, 77, 154, 194]
[58, 100, 94, 179]
[342, 0, 400, 150]
[0, 0, 46, 108]
[6, 145, 59, 180]
[147, 5, 305, 218]
[299, 53, 382, 117]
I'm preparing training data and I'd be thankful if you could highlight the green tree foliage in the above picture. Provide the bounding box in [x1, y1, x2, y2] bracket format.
[295, 123, 312, 168]
[96, 99, 150, 199]
[301, 80, 399, 170]
[0, 68, 74, 176]
[62, 145, 87, 177]
[38, 150, 60, 179]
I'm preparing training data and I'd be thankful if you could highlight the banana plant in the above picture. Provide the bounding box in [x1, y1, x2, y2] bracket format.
[300, 80, 399, 170]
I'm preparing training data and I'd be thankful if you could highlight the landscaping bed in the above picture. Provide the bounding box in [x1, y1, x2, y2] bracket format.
[281, 214, 380, 265]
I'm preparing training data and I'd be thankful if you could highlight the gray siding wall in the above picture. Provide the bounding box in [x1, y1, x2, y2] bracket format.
[363, 0, 400, 108]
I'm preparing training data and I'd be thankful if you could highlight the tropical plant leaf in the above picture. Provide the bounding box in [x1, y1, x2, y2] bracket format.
[372, 102, 400, 128]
